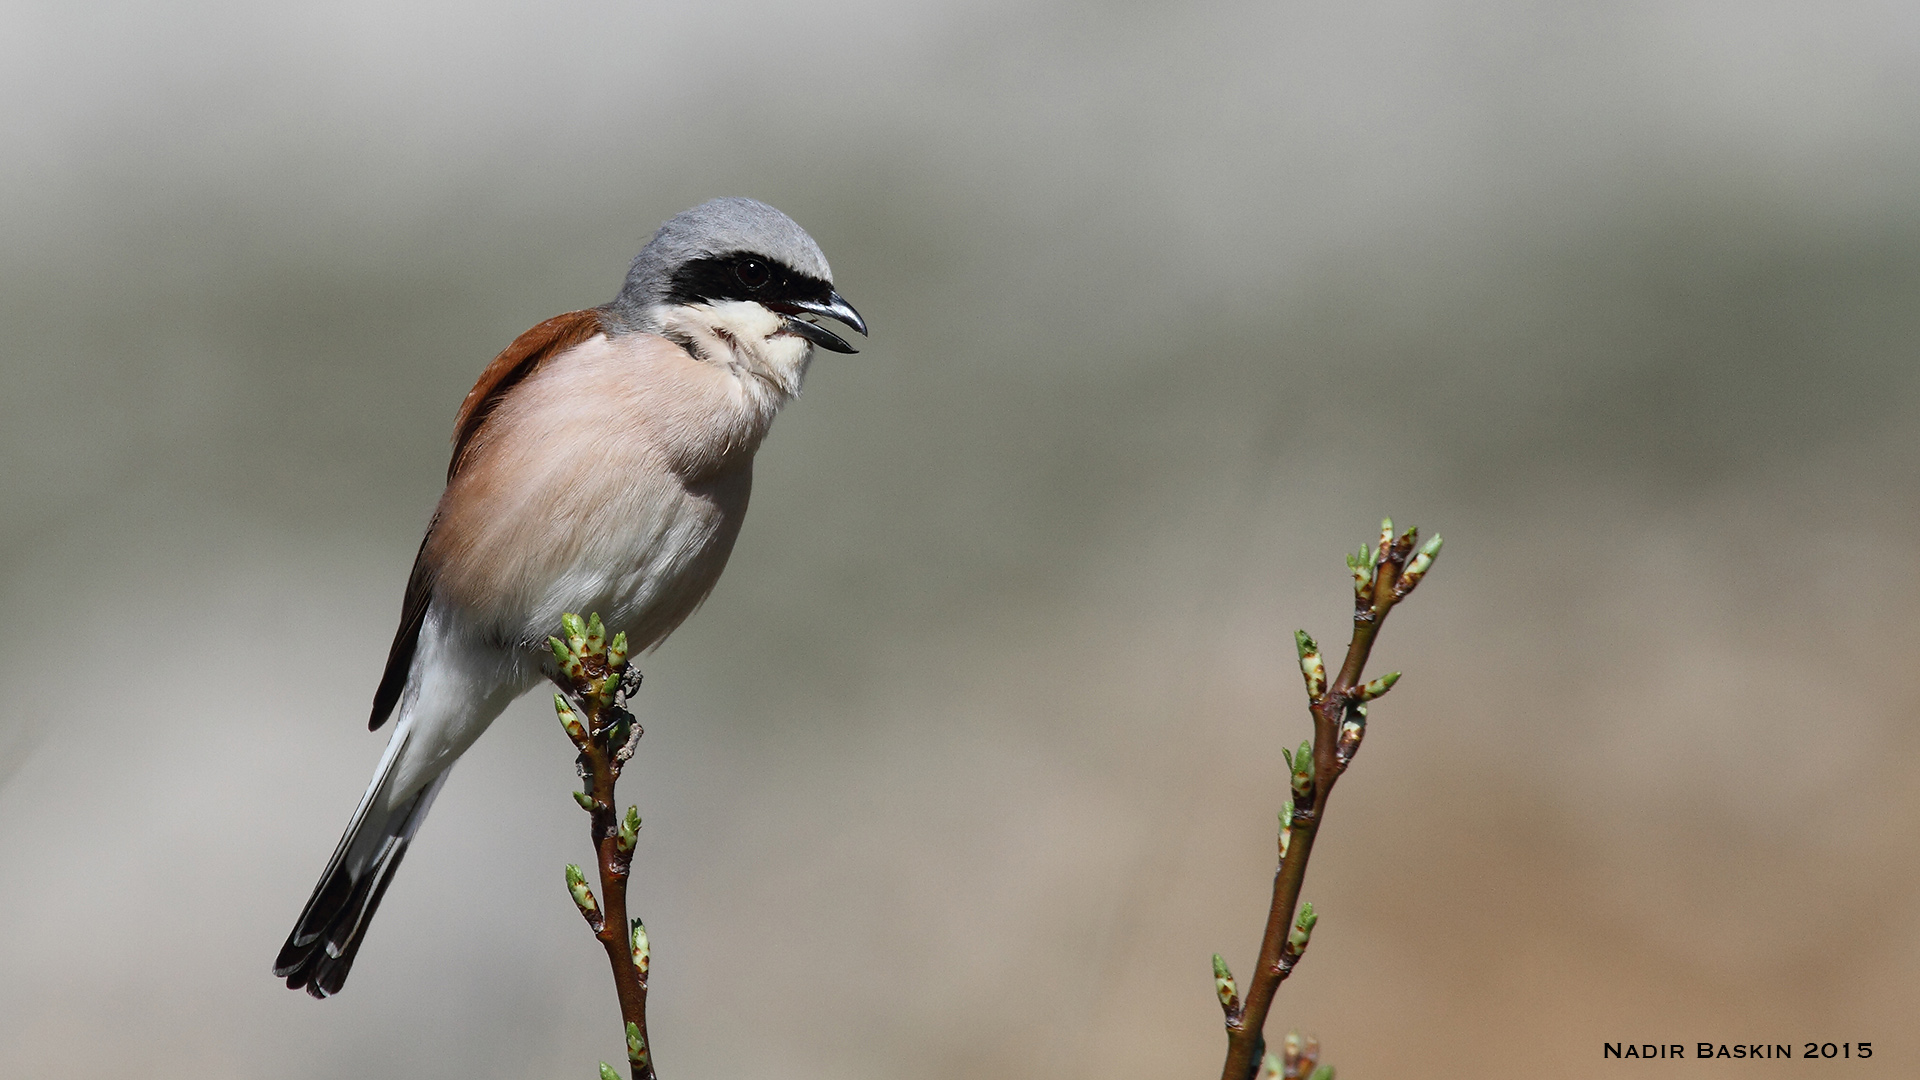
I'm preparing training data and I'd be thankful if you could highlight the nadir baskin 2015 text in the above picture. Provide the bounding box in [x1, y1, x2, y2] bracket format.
[1605, 1043, 1872, 1060]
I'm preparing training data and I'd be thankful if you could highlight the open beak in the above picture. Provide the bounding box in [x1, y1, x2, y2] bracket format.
[773, 291, 868, 354]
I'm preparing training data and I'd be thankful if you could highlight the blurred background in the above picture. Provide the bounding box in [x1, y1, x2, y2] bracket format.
[2, 1, 1917, 1077]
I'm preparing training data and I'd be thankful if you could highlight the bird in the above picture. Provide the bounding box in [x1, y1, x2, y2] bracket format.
[273, 197, 866, 998]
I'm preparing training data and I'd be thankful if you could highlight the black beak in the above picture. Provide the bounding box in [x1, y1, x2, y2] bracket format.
[773, 291, 868, 354]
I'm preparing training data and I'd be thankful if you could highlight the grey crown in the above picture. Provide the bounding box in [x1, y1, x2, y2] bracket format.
[608, 197, 834, 328]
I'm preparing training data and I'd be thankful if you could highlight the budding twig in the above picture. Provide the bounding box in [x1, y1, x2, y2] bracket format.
[1215, 518, 1442, 1080]
[551, 612, 657, 1080]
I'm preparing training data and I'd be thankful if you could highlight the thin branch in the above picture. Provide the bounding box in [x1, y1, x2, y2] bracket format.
[550, 613, 657, 1080]
[1216, 520, 1443, 1080]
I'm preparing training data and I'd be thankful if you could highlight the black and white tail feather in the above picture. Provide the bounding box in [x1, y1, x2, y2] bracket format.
[273, 727, 448, 998]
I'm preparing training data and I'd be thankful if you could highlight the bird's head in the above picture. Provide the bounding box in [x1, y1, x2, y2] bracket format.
[608, 198, 867, 382]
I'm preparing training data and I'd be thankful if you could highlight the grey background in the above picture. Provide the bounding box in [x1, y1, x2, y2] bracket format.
[3, 2, 1917, 1077]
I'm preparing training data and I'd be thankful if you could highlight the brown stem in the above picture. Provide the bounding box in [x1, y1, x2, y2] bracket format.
[585, 733, 654, 1080]
[555, 638, 656, 1080]
[1218, 527, 1423, 1080]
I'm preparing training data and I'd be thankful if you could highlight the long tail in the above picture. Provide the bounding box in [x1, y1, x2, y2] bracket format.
[273, 726, 449, 998]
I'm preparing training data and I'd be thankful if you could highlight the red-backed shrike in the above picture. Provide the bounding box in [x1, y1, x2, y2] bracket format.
[274, 198, 866, 997]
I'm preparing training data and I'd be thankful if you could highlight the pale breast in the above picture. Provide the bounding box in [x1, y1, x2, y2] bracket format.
[426, 332, 769, 649]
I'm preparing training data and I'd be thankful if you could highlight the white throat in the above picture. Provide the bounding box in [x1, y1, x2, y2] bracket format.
[652, 300, 813, 406]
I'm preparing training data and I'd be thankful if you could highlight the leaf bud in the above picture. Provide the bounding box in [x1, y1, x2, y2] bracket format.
[554, 695, 586, 740]
[1358, 671, 1400, 700]
[1283, 1031, 1320, 1080]
[1395, 533, 1443, 597]
[561, 613, 589, 654]
[1294, 630, 1326, 700]
[1337, 704, 1367, 762]
[1346, 547, 1373, 601]
[631, 918, 650, 976]
[1290, 741, 1314, 802]
[565, 863, 600, 921]
[617, 806, 641, 855]
[1288, 901, 1318, 954]
[1212, 953, 1238, 1010]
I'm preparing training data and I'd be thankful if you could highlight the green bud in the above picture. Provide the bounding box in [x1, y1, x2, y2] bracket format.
[1347, 546, 1373, 600]
[1294, 630, 1326, 700]
[584, 612, 607, 657]
[566, 864, 600, 920]
[618, 806, 641, 854]
[1337, 716, 1365, 763]
[1307, 1066, 1335, 1080]
[1211, 953, 1237, 1009]
[631, 919, 650, 975]
[554, 695, 586, 740]
[1376, 518, 1394, 558]
[1288, 901, 1318, 953]
[573, 790, 595, 812]
[599, 1063, 620, 1080]
[1358, 671, 1400, 700]
[1284, 1031, 1320, 1079]
[607, 630, 629, 671]
[1395, 534, 1443, 597]
[1258, 1051, 1285, 1080]
[555, 694, 586, 738]
[561, 612, 588, 652]
[549, 637, 585, 684]
[1290, 741, 1314, 802]
[626, 1021, 648, 1065]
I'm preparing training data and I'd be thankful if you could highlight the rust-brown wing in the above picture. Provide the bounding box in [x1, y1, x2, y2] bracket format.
[368, 308, 606, 731]
[447, 308, 607, 480]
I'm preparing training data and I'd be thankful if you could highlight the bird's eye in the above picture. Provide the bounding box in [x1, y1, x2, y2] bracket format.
[734, 259, 770, 289]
